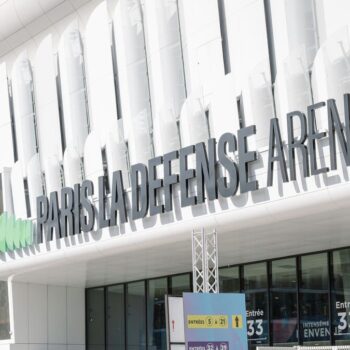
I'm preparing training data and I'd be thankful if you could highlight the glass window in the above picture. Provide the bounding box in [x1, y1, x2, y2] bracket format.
[0, 281, 10, 340]
[127, 281, 146, 350]
[169, 274, 191, 296]
[219, 266, 240, 292]
[332, 248, 350, 344]
[87, 288, 105, 350]
[107, 285, 125, 350]
[244, 263, 267, 290]
[147, 278, 168, 350]
[300, 253, 330, 345]
[271, 258, 298, 345]
[243, 263, 269, 349]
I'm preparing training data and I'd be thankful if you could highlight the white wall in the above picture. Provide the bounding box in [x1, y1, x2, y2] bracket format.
[5, 282, 85, 350]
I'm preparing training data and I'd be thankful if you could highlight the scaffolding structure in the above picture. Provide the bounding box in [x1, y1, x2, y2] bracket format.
[191, 228, 219, 293]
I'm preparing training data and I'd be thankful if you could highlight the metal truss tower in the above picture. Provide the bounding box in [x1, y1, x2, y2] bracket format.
[191, 228, 219, 293]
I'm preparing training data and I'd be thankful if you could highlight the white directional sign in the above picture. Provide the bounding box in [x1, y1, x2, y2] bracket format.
[166, 296, 185, 350]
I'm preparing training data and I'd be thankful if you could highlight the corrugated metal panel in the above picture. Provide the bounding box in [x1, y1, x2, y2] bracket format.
[11, 52, 37, 177]
[0, 63, 15, 168]
[34, 34, 63, 169]
[178, 0, 224, 105]
[111, 0, 152, 165]
[143, 0, 185, 155]
[58, 21, 89, 157]
[63, 147, 83, 188]
[85, 2, 119, 147]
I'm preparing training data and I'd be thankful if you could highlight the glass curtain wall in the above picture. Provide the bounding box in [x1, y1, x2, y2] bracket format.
[86, 274, 191, 350]
[86, 248, 350, 350]
[270, 258, 298, 345]
[0, 281, 10, 340]
[126, 281, 146, 350]
[147, 278, 168, 350]
[219, 266, 240, 292]
[332, 248, 350, 344]
[87, 287, 105, 350]
[243, 263, 269, 349]
[107, 285, 125, 350]
[300, 253, 330, 345]
[169, 274, 191, 295]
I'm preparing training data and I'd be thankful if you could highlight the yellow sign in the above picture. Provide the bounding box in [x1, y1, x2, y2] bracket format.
[232, 314, 243, 329]
[187, 315, 228, 328]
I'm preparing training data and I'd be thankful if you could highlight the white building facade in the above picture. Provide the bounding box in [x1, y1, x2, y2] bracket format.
[1, 0, 350, 349]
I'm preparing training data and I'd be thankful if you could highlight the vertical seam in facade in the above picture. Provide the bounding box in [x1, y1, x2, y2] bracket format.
[138, 0, 155, 158]
[176, 0, 188, 98]
[263, 0, 277, 84]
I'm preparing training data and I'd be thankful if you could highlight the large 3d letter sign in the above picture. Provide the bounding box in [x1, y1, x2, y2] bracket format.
[3, 94, 350, 248]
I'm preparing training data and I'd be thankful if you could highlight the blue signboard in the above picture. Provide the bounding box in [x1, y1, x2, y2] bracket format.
[183, 293, 248, 350]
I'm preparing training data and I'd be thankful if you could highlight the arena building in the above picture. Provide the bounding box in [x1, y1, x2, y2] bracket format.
[1, 1, 350, 350]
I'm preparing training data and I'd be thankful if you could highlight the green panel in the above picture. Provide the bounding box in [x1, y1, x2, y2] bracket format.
[0, 212, 34, 253]
[0, 213, 35, 252]
[5, 215, 14, 251]
[0, 214, 6, 253]
[20, 220, 26, 248]
[13, 219, 21, 250]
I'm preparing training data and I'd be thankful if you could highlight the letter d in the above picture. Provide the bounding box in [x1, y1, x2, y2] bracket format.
[131, 163, 149, 220]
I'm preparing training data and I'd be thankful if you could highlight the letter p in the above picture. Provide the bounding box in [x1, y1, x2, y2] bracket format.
[36, 195, 49, 244]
